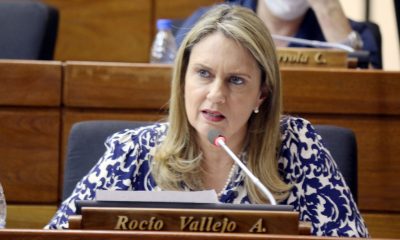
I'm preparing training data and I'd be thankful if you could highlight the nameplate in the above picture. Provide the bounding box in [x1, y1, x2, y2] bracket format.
[277, 47, 348, 68]
[70, 207, 303, 235]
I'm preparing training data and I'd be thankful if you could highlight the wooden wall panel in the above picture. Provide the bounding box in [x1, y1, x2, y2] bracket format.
[42, 0, 152, 62]
[281, 68, 400, 115]
[7, 205, 57, 229]
[63, 61, 171, 108]
[65, 65, 400, 115]
[154, 0, 222, 19]
[0, 60, 61, 106]
[363, 212, 400, 238]
[0, 109, 60, 203]
[40, 1, 224, 62]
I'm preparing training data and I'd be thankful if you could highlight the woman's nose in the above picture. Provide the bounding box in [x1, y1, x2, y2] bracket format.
[207, 79, 226, 103]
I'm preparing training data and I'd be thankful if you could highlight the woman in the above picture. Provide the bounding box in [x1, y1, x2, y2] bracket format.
[176, 0, 382, 69]
[47, 4, 368, 237]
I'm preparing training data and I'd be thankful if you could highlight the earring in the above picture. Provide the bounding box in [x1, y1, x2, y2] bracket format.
[254, 108, 259, 114]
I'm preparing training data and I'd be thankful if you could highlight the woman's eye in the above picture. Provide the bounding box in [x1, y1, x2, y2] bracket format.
[198, 69, 210, 78]
[229, 76, 244, 85]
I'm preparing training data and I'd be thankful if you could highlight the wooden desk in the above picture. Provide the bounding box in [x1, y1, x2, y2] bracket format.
[0, 229, 388, 240]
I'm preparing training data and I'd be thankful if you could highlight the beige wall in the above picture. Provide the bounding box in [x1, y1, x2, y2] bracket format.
[340, 0, 400, 70]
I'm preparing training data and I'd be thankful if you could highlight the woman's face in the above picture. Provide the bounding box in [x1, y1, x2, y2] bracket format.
[184, 32, 265, 148]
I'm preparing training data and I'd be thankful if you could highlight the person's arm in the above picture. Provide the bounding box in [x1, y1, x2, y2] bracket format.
[280, 117, 369, 237]
[308, 0, 352, 43]
[309, 0, 382, 68]
[45, 129, 142, 229]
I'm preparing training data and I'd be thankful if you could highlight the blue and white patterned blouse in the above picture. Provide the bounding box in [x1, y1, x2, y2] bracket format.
[46, 117, 368, 237]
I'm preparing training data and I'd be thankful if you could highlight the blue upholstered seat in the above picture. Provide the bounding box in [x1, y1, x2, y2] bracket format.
[0, 0, 59, 60]
[62, 121, 151, 201]
[314, 125, 358, 202]
[62, 121, 358, 203]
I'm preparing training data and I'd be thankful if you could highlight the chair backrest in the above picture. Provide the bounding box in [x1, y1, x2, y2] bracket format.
[365, 21, 383, 69]
[0, 0, 59, 60]
[62, 120, 151, 201]
[314, 125, 358, 202]
[63, 121, 358, 203]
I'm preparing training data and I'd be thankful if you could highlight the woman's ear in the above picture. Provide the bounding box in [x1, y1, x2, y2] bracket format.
[257, 84, 268, 105]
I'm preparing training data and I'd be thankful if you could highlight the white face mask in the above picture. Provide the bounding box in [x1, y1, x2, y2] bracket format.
[264, 0, 310, 21]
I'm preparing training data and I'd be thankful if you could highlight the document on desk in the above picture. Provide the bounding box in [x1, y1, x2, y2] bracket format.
[95, 189, 219, 203]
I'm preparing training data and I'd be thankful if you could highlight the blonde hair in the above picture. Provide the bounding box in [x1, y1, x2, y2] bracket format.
[153, 4, 291, 203]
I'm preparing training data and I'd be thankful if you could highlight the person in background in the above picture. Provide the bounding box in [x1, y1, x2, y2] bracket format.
[46, 4, 369, 237]
[176, 0, 382, 69]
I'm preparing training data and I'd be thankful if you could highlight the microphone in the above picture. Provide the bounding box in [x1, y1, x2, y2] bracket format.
[207, 130, 277, 205]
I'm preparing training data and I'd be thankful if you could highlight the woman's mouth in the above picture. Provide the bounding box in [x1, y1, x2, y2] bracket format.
[201, 110, 225, 122]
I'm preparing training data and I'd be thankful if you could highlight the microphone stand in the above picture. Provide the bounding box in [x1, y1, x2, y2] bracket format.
[215, 138, 277, 205]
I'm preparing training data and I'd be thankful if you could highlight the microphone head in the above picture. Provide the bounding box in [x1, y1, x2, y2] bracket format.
[207, 130, 225, 147]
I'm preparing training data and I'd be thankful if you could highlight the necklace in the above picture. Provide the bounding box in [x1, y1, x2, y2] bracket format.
[217, 163, 237, 198]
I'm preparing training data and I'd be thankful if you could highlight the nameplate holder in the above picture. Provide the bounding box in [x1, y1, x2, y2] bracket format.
[69, 206, 308, 235]
[277, 47, 348, 68]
